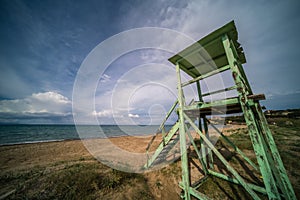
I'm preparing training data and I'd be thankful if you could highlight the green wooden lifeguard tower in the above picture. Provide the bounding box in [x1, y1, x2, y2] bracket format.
[145, 21, 296, 200]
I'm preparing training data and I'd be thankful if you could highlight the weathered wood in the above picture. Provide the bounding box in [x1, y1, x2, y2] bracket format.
[247, 94, 266, 101]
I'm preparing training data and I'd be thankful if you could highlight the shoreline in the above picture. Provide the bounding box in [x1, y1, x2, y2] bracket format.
[0, 134, 154, 147]
[0, 124, 246, 147]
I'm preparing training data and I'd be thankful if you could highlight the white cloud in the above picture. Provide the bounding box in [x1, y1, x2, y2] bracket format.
[73, 0, 300, 124]
[100, 73, 111, 83]
[128, 113, 139, 118]
[92, 109, 113, 117]
[90, 62, 199, 125]
[160, 6, 188, 29]
[140, 49, 169, 64]
[31, 91, 70, 104]
[0, 91, 72, 123]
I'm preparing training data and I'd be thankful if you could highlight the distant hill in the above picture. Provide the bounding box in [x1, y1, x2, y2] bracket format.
[264, 109, 300, 118]
[225, 108, 300, 125]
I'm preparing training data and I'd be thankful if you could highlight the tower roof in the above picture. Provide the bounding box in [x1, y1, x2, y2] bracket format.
[168, 20, 246, 78]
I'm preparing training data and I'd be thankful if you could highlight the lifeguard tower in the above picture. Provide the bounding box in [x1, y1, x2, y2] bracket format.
[145, 21, 296, 200]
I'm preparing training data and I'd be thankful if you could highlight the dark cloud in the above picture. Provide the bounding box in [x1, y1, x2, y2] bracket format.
[0, 111, 73, 124]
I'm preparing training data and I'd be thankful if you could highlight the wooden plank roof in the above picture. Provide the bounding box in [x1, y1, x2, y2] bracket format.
[168, 20, 246, 78]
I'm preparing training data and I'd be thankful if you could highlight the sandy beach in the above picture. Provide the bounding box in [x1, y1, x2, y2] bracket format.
[0, 133, 184, 199]
[0, 123, 299, 199]
[0, 124, 244, 170]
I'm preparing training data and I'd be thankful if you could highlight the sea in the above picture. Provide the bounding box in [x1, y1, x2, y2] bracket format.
[0, 124, 173, 146]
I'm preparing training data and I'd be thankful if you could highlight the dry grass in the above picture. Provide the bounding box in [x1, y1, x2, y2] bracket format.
[0, 119, 299, 199]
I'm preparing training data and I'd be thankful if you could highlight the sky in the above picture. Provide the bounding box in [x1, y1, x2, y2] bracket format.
[0, 0, 299, 124]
